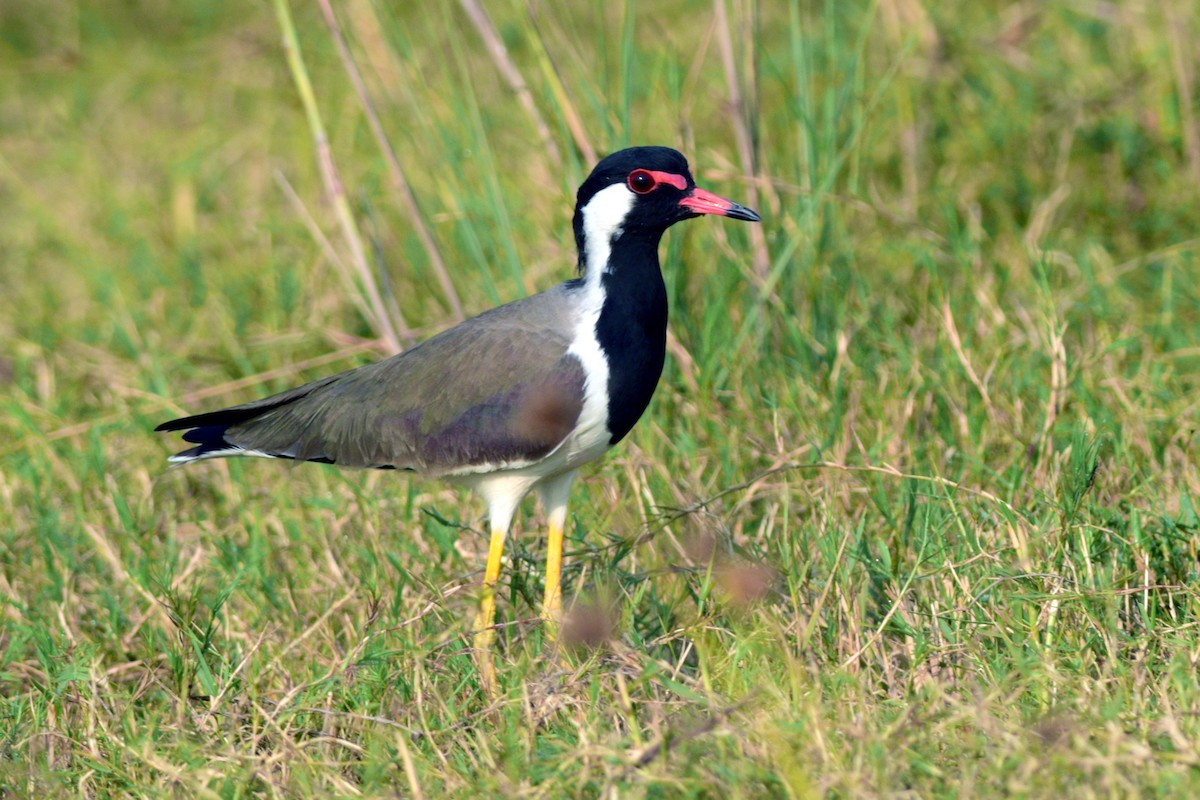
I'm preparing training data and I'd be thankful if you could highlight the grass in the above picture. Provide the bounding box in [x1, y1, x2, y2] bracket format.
[3, 0, 1200, 796]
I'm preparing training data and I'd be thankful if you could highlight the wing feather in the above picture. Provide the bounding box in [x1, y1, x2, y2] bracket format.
[158, 286, 588, 474]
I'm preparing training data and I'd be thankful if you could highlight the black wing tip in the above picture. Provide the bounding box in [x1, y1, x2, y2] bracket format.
[155, 408, 246, 433]
[155, 405, 240, 461]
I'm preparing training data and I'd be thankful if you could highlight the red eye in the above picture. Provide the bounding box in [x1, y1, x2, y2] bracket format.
[627, 169, 657, 194]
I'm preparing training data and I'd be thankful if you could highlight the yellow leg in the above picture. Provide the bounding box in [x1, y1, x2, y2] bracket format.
[537, 471, 576, 641]
[473, 525, 506, 693]
[542, 518, 564, 632]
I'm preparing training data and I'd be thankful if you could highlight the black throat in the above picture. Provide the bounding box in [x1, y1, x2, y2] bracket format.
[593, 230, 669, 445]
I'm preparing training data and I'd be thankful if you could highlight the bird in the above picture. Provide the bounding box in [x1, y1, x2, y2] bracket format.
[156, 145, 761, 687]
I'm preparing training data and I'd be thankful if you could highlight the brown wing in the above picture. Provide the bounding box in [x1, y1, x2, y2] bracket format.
[158, 286, 588, 475]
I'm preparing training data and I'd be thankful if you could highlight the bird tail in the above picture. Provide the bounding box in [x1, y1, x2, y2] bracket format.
[155, 374, 341, 463]
[156, 406, 278, 463]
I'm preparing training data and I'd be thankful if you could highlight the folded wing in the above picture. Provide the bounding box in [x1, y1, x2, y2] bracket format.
[157, 290, 586, 475]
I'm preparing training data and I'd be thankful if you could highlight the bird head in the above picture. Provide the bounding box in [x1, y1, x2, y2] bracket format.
[572, 146, 760, 272]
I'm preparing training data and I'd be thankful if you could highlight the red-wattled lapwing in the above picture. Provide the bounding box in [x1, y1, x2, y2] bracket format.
[157, 146, 760, 686]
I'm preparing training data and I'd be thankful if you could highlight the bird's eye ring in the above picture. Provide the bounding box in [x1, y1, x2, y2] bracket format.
[627, 169, 657, 194]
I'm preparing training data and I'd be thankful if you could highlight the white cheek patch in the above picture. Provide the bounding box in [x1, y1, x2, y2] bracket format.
[581, 182, 635, 277]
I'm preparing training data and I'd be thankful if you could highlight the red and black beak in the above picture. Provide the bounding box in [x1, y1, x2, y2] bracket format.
[679, 186, 761, 222]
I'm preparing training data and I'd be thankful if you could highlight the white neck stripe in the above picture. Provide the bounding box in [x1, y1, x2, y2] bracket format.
[580, 182, 635, 283]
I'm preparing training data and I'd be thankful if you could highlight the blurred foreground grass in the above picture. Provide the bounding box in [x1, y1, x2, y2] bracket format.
[2, 0, 1200, 796]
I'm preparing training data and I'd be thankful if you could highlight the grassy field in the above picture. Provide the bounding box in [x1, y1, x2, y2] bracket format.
[3, 0, 1200, 796]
